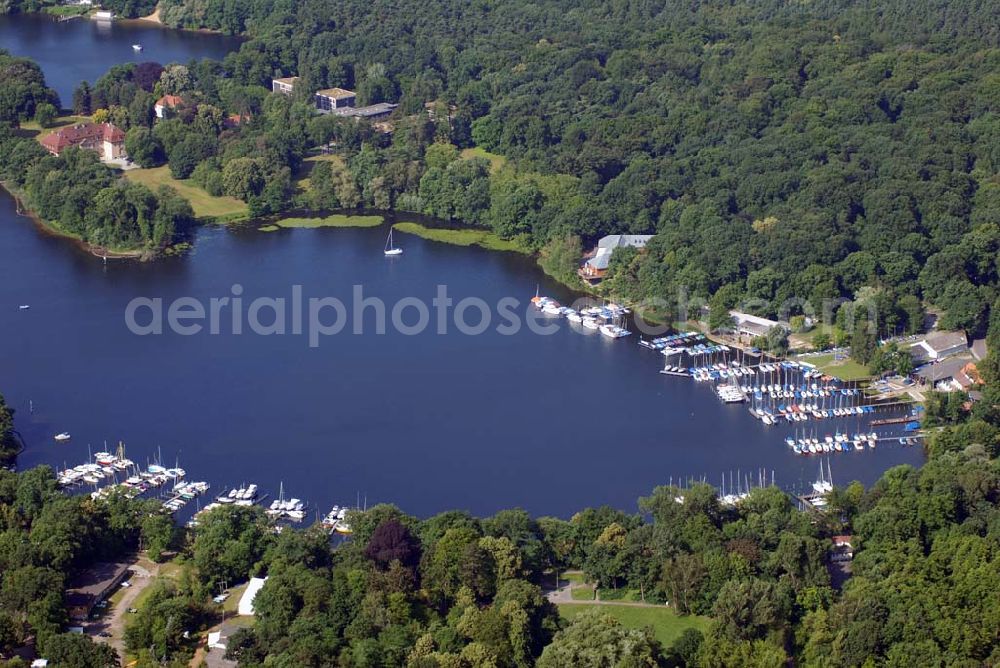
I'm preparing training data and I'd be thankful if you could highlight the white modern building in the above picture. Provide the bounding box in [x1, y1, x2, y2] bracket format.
[271, 76, 299, 95]
[729, 311, 787, 338]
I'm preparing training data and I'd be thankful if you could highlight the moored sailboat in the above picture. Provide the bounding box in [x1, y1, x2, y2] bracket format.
[383, 228, 402, 256]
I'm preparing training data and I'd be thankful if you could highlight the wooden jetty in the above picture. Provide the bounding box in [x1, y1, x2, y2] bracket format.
[870, 415, 916, 426]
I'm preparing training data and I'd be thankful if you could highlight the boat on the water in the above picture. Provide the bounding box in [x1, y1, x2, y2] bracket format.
[384, 229, 402, 256]
[599, 323, 630, 339]
[18, 305, 29, 310]
[541, 302, 562, 316]
[132, 44, 143, 52]
[54, 432, 71, 442]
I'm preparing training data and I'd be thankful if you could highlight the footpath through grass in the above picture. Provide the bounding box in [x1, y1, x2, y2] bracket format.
[393, 221, 530, 253]
[125, 167, 249, 222]
[558, 604, 710, 648]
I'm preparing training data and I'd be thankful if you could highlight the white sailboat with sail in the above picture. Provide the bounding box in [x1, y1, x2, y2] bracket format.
[384, 228, 402, 256]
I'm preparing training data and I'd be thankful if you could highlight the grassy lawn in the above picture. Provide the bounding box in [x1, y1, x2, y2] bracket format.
[107, 582, 130, 608]
[129, 579, 161, 610]
[294, 153, 347, 192]
[558, 604, 710, 648]
[274, 214, 384, 229]
[43, 4, 89, 16]
[796, 352, 871, 381]
[571, 585, 596, 601]
[21, 114, 91, 137]
[393, 221, 529, 253]
[598, 588, 646, 602]
[560, 571, 586, 584]
[223, 582, 248, 614]
[460, 147, 507, 173]
[125, 166, 248, 222]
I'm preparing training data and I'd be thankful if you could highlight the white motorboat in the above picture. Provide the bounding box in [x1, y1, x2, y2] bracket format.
[54, 432, 71, 442]
[542, 303, 563, 316]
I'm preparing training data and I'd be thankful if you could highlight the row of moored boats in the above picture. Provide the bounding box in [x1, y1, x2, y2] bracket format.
[531, 295, 632, 338]
[786, 432, 879, 455]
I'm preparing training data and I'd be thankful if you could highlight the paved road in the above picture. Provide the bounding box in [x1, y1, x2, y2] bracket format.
[85, 559, 159, 658]
[544, 571, 668, 609]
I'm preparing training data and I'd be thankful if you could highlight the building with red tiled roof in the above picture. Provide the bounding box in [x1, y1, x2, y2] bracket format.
[224, 113, 250, 128]
[39, 123, 127, 162]
[831, 535, 854, 562]
[154, 94, 184, 119]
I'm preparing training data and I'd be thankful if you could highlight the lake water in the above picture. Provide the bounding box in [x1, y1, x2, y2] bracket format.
[0, 195, 925, 517]
[0, 13, 241, 104]
[0, 15, 925, 518]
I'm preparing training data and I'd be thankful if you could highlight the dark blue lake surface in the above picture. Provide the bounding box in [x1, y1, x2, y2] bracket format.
[0, 193, 925, 518]
[0, 15, 924, 517]
[0, 13, 241, 104]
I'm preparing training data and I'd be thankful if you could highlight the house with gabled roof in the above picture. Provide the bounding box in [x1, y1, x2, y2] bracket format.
[154, 94, 184, 119]
[579, 234, 654, 284]
[909, 331, 968, 363]
[39, 123, 126, 162]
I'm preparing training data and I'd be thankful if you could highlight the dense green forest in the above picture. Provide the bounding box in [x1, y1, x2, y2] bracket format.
[0, 460, 173, 666]
[1, 399, 999, 666]
[0, 126, 193, 251]
[0, 394, 19, 469]
[0, 55, 194, 253]
[18, 0, 990, 334]
[0, 53, 58, 124]
[0, 0, 155, 18]
[2, 300, 1000, 665]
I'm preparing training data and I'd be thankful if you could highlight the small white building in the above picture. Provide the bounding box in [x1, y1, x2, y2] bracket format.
[237, 577, 267, 616]
[729, 311, 787, 339]
[92, 9, 113, 20]
[153, 95, 183, 119]
[271, 76, 299, 95]
[208, 630, 227, 650]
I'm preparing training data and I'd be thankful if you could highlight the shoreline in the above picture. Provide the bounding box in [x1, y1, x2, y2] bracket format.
[120, 5, 233, 36]
[0, 183, 149, 260]
[19, 6, 236, 37]
[135, 5, 161, 24]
